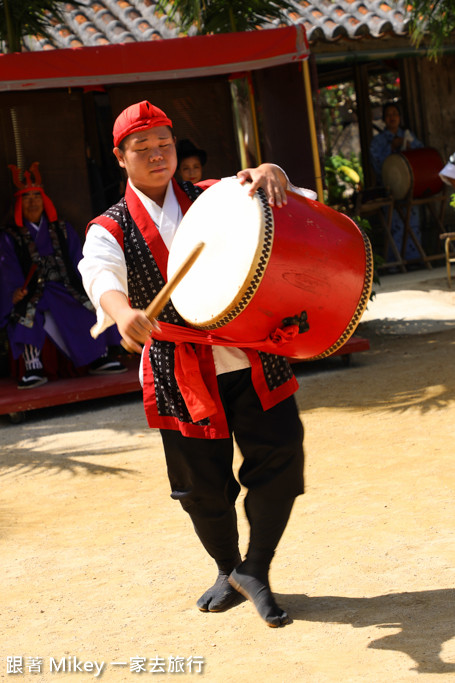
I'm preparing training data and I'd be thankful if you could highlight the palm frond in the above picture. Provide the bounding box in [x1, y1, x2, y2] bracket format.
[0, 0, 80, 52]
[155, 0, 294, 34]
[404, 0, 455, 59]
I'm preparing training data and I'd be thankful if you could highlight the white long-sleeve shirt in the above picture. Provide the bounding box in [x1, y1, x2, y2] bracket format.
[80, 180, 252, 375]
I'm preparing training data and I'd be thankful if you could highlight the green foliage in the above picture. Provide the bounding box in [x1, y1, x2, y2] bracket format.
[450, 193, 455, 209]
[324, 154, 363, 210]
[318, 82, 357, 159]
[404, 0, 455, 59]
[324, 156, 382, 294]
[155, 0, 294, 34]
[0, 0, 73, 52]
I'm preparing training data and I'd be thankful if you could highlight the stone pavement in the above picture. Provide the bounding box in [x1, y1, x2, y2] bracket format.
[359, 264, 455, 336]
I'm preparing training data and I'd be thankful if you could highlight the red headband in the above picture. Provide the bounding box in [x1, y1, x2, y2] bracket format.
[113, 100, 173, 147]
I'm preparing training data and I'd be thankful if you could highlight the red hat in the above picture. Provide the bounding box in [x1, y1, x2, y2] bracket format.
[113, 101, 173, 147]
[9, 162, 57, 227]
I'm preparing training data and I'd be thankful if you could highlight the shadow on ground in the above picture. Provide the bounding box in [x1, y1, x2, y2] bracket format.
[279, 588, 455, 674]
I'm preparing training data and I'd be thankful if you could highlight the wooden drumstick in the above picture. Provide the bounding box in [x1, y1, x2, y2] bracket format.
[119, 241, 205, 351]
[144, 241, 205, 321]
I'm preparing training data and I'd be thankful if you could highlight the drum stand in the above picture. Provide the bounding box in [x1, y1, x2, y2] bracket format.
[439, 232, 455, 287]
[355, 189, 406, 272]
[395, 186, 449, 269]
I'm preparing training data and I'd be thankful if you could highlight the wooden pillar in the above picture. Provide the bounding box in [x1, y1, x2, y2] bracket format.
[353, 63, 374, 188]
[399, 57, 427, 142]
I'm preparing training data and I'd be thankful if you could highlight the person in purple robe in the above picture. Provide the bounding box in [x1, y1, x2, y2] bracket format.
[370, 101, 424, 263]
[0, 162, 126, 389]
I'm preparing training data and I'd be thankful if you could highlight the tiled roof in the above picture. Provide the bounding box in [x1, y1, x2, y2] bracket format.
[290, 0, 411, 43]
[22, 0, 173, 50]
[20, 0, 413, 52]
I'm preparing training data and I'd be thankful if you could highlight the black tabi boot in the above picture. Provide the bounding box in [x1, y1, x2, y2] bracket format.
[190, 507, 243, 613]
[229, 495, 295, 627]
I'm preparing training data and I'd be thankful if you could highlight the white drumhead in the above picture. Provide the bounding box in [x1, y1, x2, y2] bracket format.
[382, 154, 411, 200]
[168, 178, 273, 327]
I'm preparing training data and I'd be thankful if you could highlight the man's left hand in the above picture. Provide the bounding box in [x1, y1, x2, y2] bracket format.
[237, 163, 287, 207]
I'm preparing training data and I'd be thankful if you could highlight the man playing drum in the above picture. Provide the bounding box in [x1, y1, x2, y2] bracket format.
[79, 101, 309, 627]
[370, 101, 424, 263]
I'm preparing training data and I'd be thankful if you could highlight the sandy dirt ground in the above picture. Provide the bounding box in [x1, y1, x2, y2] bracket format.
[1, 314, 455, 682]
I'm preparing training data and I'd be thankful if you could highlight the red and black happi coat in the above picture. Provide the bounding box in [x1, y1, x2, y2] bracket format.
[88, 178, 298, 439]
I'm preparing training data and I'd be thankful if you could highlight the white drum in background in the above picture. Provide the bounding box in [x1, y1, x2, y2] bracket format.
[382, 147, 444, 200]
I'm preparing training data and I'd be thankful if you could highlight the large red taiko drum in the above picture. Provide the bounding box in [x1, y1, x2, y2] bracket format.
[167, 178, 373, 360]
[382, 147, 444, 200]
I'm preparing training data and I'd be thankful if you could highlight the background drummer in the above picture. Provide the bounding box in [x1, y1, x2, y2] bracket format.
[79, 100, 309, 628]
[370, 101, 424, 263]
